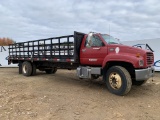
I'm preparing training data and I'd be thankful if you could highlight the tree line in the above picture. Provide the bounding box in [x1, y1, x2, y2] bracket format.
[0, 38, 15, 46]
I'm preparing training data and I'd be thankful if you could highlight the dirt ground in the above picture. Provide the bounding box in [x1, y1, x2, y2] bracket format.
[0, 68, 160, 120]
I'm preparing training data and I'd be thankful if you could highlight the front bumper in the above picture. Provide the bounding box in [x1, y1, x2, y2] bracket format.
[135, 66, 155, 81]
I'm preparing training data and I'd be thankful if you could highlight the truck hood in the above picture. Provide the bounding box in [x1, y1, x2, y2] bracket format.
[107, 44, 149, 56]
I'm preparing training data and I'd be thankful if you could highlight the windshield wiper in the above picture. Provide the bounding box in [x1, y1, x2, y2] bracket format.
[109, 42, 119, 44]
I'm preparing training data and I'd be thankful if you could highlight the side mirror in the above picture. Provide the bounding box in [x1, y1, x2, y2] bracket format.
[88, 32, 93, 41]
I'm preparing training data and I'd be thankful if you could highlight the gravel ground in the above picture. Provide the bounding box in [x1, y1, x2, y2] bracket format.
[0, 68, 160, 120]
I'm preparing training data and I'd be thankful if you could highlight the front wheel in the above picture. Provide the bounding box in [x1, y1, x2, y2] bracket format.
[105, 66, 132, 96]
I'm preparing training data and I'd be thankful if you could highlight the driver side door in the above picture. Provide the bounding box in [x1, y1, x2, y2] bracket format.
[80, 35, 108, 65]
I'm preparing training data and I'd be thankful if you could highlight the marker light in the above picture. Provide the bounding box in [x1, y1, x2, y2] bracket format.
[136, 53, 140, 57]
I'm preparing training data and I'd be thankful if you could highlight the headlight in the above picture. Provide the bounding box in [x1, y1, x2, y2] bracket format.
[139, 60, 144, 67]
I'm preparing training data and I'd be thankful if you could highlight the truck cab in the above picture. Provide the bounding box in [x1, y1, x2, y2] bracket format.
[77, 32, 154, 95]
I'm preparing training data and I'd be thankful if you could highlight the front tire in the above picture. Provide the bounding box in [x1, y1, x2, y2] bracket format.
[106, 66, 132, 96]
[22, 61, 32, 76]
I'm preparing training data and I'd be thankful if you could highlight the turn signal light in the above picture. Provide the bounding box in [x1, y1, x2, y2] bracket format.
[136, 53, 140, 57]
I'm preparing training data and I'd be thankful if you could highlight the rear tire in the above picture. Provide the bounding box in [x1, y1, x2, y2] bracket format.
[31, 63, 36, 76]
[105, 66, 132, 96]
[22, 61, 32, 76]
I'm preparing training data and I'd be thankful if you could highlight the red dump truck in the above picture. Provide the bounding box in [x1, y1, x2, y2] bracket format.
[8, 31, 154, 95]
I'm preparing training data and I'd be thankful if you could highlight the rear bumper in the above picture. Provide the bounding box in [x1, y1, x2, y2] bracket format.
[135, 66, 155, 81]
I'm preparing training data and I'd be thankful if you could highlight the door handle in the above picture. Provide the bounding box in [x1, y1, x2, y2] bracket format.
[82, 49, 86, 52]
[93, 47, 100, 50]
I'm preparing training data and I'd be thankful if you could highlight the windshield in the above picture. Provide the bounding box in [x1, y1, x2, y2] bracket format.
[102, 34, 120, 44]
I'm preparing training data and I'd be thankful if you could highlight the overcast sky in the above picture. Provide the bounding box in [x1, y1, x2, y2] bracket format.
[0, 0, 160, 42]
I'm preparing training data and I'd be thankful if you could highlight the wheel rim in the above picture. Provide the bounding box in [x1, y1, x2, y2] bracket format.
[109, 72, 122, 89]
[23, 65, 27, 74]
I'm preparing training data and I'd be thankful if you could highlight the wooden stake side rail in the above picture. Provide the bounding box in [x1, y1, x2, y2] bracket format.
[9, 35, 76, 62]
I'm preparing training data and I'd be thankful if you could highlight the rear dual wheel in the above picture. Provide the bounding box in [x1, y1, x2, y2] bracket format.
[22, 61, 32, 76]
[22, 61, 36, 76]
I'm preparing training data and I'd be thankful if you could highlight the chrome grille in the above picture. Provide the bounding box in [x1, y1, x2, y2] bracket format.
[146, 52, 154, 65]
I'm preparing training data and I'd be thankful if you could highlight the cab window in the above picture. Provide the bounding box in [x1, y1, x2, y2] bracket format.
[85, 35, 104, 47]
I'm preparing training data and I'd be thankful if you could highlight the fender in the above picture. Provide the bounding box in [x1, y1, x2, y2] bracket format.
[102, 53, 141, 68]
